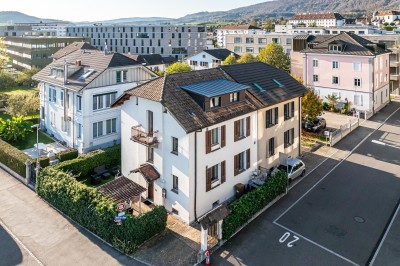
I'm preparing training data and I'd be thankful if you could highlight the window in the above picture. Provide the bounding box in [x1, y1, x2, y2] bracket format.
[272, 38, 281, 44]
[230, 92, 239, 102]
[234, 150, 249, 176]
[147, 147, 154, 163]
[93, 95, 104, 110]
[93, 92, 117, 110]
[211, 164, 219, 183]
[77, 123, 82, 139]
[258, 38, 267, 44]
[332, 60, 339, 69]
[211, 128, 219, 146]
[200, 61, 209, 67]
[93, 121, 103, 138]
[60, 91, 64, 107]
[354, 78, 361, 87]
[234, 37, 242, 43]
[354, 95, 363, 106]
[353, 61, 361, 72]
[332, 76, 339, 84]
[313, 59, 318, 67]
[106, 118, 117, 134]
[286, 38, 292, 45]
[77, 95, 82, 112]
[49, 88, 57, 103]
[267, 137, 275, 157]
[284, 101, 295, 120]
[329, 45, 341, 51]
[210, 96, 221, 108]
[234, 46, 242, 53]
[172, 175, 178, 193]
[116, 70, 128, 83]
[246, 47, 254, 53]
[245, 37, 254, 44]
[284, 128, 295, 148]
[266, 107, 278, 127]
[172, 208, 179, 215]
[313, 74, 319, 82]
[172, 137, 178, 155]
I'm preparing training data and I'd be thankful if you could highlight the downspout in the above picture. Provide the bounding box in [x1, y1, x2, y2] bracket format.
[298, 97, 302, 156]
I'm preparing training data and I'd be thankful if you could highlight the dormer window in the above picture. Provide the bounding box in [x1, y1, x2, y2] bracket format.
[116, 70, 128, 83]
[329, 45, 342, 52]
[210, 97, 221, 108]
[230, 92, 239, 102]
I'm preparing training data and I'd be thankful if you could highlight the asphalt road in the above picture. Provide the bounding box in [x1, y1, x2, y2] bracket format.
[212, 102, 400, 266]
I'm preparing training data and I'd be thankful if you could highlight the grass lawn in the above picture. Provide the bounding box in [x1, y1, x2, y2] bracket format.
[81, 175, 116, 188]
[8, 131, 54, 150]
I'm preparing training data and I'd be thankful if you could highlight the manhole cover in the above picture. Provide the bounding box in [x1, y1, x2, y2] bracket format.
[354, 216, 365, 223]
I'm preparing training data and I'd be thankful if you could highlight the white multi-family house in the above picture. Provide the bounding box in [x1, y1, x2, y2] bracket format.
[289, 12, 346, 27]
[372, 10, 400, 26]
[113, 62, 307, 230]
[33, 49, 157, 153]
[186, 49, 239, 70]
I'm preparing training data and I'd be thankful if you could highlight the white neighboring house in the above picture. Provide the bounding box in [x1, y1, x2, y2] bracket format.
[187, 49, 239, 70]
[33, 49, 157, 153]
[372, 10, 400, 26]
[289, 12, 346, 27]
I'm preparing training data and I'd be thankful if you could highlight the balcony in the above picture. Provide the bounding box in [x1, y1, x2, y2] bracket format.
[390, 61, 400, 68]
[390, 74, 399, 81]
[131, 125, 159, 147]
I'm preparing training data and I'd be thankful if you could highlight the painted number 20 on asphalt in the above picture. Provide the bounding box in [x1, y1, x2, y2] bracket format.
[279, 232, 300, 247]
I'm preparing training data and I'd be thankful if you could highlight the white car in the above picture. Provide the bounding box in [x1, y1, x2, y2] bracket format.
[278, 158, 306, 182]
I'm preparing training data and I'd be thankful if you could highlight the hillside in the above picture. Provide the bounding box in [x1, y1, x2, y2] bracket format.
[0, 11, 62, 24]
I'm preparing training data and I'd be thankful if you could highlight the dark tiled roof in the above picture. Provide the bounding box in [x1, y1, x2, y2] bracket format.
[98, 176, 146, 203]
[162, 56, 177, 64]
[219, 25, 261, 30]
[302, 32, 389, 56]
[220, 62, 307, 106]
[52, 42, 98, 60]
[181, 79, 249, 97]
[132, 164, 160, 182]
[124, 54, 171, 66]
[33, 50, 140, 91]
[203, 49, 239, 60]
[198, 204, 230, 230]
[290, 12, 345, 21]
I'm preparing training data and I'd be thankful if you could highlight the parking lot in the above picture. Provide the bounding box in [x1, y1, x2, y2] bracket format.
[211, 101, 400, 266]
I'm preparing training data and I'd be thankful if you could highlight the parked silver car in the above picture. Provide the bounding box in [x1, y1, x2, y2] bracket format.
[278, 158, 306, 182]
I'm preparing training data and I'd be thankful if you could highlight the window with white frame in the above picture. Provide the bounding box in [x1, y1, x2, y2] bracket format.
[332, 60, 339, 69]
[200, 61, 208, 67]
[313, 59, 318, 67]
[48, 87, 57, 102]
[93, 92, 117, 110]
[116, 70, 128, 83]
[230, 92, 239, 102]
[313, 74, 319, 82]
[267, 137, 275, 157]
[234, 46, 242, 53]
[60, 91, 64, 107]
[210, 96, 221, 108]
[211, 127, 219, 146]
[172, 137, 178, 155]
[172, 175, 179, 193]
[77, 95, 82, 112]
[246, 47, 254, 53]
[93, 121, 104, 138]
[332, 76, 339, 84]
[234, 37, 242, 43]
[238, 151, 246, 171]
[211, 164, 219, 183]
[284, 101, 295, 120]
[77, 123, 82, 139]
[353, 61, 361, 72]
[354, 95, 363, 106]
[266, 107, 278, 127]
[354, 78, 361, 87]
[106, 118, 117, 134]
[284, 128, 295, 148]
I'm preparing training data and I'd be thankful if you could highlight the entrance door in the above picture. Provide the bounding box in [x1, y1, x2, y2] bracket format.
[148, 182, 154, 201]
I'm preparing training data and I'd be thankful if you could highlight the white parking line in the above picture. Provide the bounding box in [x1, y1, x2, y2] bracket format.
[274, 105, 400, 223]
[0, 219, 44, 266]
[273, 221, 359, 266]
[369, 200, 400, 265]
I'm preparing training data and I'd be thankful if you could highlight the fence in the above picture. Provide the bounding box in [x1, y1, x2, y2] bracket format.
[329, 117, 360, 146]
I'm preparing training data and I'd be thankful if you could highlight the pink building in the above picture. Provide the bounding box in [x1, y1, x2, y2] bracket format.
[302, 32, 390, 115]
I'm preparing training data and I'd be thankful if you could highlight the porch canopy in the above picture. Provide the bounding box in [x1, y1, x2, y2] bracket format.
[98, 176, 146, 203]
[131, 163, 160, 183]
[198, 204, 231, 230]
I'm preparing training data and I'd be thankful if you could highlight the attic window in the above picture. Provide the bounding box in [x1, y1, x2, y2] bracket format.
[253, 83, 265, 92]
[210, 97, 221, 108]
[273, 79, 284, 88]
[329, 45, 342, 52]
[50, 68, 64, 78]
[79, 69, 95, 80]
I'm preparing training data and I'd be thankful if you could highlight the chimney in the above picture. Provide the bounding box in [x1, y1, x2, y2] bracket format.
[76, 59, 81, 66]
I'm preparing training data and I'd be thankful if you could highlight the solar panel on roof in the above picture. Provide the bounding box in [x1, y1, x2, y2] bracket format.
[180, 79, 250, 98]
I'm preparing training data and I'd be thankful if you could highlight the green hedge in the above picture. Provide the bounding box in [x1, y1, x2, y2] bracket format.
[0, 138, 30, 177]
[38, 156, 49, 168]
[222, 170, 287, 239]
[37, 167, 167, 254]
[56, 148, 79, 162]
[53, 145, 120, 179]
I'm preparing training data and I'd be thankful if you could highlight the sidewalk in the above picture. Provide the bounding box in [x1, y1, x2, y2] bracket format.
[0, 169, 143, 266]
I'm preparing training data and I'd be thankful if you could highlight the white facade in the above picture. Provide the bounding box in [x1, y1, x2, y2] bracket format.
[120, 96, 258, 223]
[187, 51, 223, 70]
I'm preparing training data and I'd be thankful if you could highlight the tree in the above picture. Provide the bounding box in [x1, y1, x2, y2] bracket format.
[0, 37, 8, 68]
[249, 19, 259, 27]
[262, 19, 274, 32]
[0, 71, 16, 91]
[5, 93, 39, 118]
[0, 116, 33, 142]
[325, 94, 340, 112]
[237, 53, 256, 64]
[15, 67, 40, 87]
[257, 42, 290, 72]
[222, 55, 237, 65]
[164, 62, 192, 75]
[301, 88, 323, 121]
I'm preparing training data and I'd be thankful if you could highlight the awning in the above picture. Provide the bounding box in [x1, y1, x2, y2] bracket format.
[98, 176, 146, 203]
[131, 163, 160, 183]
[198, 204, 231, 230]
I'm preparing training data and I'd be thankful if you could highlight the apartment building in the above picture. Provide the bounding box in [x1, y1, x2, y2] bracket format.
[289, 12, 346, 27]
[275, 24, 385, 35]
[33, 49, 157, 153]
[66, 25, 207, 61]
[3, 36, 86, 70]
[0, 22, 70, 37]
[186, 49, 239, 70]
[302, 32, 390, 114]
[372, 10, 400, 26]
[113, 62, 306, 225]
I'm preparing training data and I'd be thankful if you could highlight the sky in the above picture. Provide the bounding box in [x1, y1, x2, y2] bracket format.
[1, 0, 269, 22]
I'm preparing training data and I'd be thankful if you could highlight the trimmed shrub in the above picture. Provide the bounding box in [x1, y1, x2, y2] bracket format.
[0, 138, 30, 177]
[56, 148, 78, 162]
[37, 167, 167, 254]
[38, 156, 50, 168]
[222, 171, 287, 239]
[53, 145, 120, 178]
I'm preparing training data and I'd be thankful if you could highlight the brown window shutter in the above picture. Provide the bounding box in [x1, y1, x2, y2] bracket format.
[234, 120, 239, 142]
[221, 161, 226, 183]
[205, 130, 211, 154]
[221, 125, 226, 148]
[246, 116, 250, 137]
[206, 167, 211, 192]
[246, 149, 250, 169]
[234, 154, 239, 176]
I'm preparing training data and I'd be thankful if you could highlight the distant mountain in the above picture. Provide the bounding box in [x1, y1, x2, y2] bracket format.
[93, 17, 173, 25]
[0, 11, 62, 24]
[177, 0, 400, 22]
